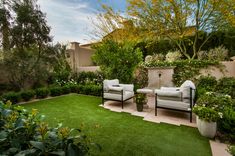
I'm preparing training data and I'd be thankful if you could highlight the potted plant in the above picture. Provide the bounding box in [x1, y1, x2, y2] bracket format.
[135, 93, 146, 112]
[193, 106, 220, 138]
[193, 92, 228, 138]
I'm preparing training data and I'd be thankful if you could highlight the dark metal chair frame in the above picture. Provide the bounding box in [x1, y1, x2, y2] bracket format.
[102, 84, 134, 109]
[155, 88, 195, 122]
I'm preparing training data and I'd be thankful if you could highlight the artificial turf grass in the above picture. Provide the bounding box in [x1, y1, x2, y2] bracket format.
[23, 94, 212, 156]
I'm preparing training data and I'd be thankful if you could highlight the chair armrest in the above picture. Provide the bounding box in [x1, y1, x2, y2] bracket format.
[155, 89, 182, 97]
[160, 87, 180, 91]
[119, 84, 134, 92]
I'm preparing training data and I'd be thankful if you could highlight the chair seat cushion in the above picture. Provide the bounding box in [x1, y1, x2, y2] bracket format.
[157, 99, 191, 111]
[104, 91, 134, 101]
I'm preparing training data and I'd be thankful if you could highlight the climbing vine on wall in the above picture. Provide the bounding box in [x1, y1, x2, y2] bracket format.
[143, 60, 223, 86]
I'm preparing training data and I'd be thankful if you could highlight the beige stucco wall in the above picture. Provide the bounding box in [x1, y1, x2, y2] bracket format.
[77, 46, 95, 66]
[199, 61, 235, 79]
[67, 42, 96, 73]
[147, 61, 235, 88]
[147, 67, 175, 88]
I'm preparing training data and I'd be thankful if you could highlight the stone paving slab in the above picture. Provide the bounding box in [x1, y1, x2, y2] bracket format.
[210, 140, 231, 156]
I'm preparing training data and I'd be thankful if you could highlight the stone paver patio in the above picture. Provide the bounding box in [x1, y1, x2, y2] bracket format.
[100, 95, 231, 156]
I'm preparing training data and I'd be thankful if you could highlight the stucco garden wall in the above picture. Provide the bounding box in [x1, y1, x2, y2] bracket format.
[67, 42, 96, 73]
[199, 61, 235, 79]
[147, 67, 175, 88]
[147, 61, 235, 88]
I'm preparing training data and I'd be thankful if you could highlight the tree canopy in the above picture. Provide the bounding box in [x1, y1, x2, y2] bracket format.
[127, 0, 235, 59]
[92, 0, 235, 59]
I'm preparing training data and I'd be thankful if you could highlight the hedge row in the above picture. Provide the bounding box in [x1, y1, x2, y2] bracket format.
[0, 84, 102, 104]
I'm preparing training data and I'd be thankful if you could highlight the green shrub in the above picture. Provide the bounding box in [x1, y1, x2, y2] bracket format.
[68, 84, 80, 93]
[218, 108, 235, 142]
[89, 85, 102, 96]
[35, 88, 50, 98]
[92, 40, 142, 83]
[195, 88, 208, 101]
[196, 92, 233, 111]
[197, 50, 208, 60]
[20, 90, 35, 101]
[227, 145, 235, 156]
[196, 76, 217, 91]
[50, 87, 63, 96]
[216, 77, 235, 98]
[165, 50, 182, 62]
[61, 85, 71, 94]
[1, 92, 21, 104]
[0, 101, 99, 155]
[208, 46, 229, 61]
[73, 71, 104, 85]
[195, 76, 217, 100]
[79, 85, 102, 97]
[193, 106, 221, 122]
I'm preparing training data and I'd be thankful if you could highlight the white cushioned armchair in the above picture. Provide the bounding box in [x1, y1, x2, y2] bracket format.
[102, 79, 134, 109]
[155, 80, 196, 122]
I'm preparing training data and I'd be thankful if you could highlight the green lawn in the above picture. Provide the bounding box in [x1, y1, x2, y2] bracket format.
[23, 94, 212, 156]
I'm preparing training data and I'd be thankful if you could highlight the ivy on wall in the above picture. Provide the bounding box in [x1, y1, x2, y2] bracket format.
[143, 60, 223, 86]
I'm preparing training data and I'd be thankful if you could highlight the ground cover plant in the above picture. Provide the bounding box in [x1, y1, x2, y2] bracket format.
[0, 101, 97, 155]
[23, 94, 212, 156]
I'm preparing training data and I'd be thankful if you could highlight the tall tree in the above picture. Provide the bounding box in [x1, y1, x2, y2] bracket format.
[2, 0, 53, 89]
[11, 0, 51, 50]
[0, 0, 11, 50]
[127, 0, 235, 59]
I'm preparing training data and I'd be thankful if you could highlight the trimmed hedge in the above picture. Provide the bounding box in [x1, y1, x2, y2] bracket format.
[20, 90, 35, 101]
[50, 87, 63, 97]
[1, 92, 21, 104]
[1, 84, 102, 104]
[35, 88, 50, 99]
[61, 85, 71, 94]
[80, 85, 102, 97]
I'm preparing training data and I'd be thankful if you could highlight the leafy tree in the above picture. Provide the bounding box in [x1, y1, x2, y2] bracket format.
[0, 0, 11, 50]
[127, 0, 235, 59]
[3, 45, 50, 89]
[45, 43, 71, 83]
[91, 4, 141, 42]
[0, 0, 56, 89]
[11, 0, 51, 50]
[92, 40, 142, 83]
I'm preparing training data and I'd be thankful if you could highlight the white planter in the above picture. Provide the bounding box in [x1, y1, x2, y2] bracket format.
[196, 116, 217, 138]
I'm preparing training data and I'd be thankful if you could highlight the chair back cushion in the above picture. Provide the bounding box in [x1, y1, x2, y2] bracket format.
[180, 80, 196, 101]
[103, 79, 119, 91]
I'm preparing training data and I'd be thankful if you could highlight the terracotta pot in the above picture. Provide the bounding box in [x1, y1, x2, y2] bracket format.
[196, 116, 217, 138]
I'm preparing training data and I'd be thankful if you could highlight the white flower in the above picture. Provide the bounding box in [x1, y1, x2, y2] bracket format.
[218, 112, 223, 118]
[205, 92, 213, 95]
[224, 95, 231, 98]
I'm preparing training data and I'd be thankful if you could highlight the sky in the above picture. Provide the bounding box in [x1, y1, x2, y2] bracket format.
[37, 0, 126, 44]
